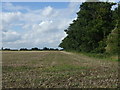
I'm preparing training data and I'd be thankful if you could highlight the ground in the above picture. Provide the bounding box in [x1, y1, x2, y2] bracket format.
[2, 51, 118, 88]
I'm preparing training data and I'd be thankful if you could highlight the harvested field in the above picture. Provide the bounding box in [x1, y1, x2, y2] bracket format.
[2, 51, 118, 88]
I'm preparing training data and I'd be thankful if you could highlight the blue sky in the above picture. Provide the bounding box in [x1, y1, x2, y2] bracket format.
[2, 2, 70, 12]
[1, 1, 118, 49]
[1, 2, 81, 49]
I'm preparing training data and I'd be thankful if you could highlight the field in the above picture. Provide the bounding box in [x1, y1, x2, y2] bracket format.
[2, 51, 118, 88]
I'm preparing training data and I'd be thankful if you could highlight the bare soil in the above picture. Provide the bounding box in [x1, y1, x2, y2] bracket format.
[2, 51, 119, 88]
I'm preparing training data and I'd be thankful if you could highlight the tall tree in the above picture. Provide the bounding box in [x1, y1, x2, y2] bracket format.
[59, 2, 115, 53]
[105, 24, 119, 54]
[105, 3, 120, 54]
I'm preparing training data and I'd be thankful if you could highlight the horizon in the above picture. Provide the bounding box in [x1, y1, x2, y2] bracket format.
[1, 46, 62, 50]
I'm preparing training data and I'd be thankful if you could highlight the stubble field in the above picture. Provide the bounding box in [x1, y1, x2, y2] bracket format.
[2, 51, 118, 88]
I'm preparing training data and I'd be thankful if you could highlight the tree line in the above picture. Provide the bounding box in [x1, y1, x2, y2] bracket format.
[59, 2, 119, 55]
[1, 47, 61, 51]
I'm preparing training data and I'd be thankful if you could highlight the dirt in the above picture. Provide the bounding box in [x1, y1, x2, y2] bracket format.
[2, 51, 119, 88]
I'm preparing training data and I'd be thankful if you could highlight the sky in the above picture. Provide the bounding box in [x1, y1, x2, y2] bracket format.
[1, 2, 81, 49]
[1, 1, 119, 49]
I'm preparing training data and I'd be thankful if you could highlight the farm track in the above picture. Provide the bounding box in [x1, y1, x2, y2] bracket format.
[2, 51, 119, 88]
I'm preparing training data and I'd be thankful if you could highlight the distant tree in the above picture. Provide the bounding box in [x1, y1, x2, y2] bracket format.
[11, 49, 18, 51]
[1, 47, 3, 50]
[43, 47, 49, 50]
[55, 48, 59, 51]
[49, 48, 54, 50]
[4, 48, 11, 51]
[31, 47, 39, 51]
[20, 48, 28, 51]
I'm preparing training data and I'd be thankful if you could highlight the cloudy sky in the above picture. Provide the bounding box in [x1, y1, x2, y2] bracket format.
[1, 1, 119, 49]
[1, 2, 82, 49]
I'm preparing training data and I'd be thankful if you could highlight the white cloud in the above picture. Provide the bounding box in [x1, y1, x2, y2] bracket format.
[2, 31, 21, 42]
[2, 2, 29, 11]
[42, 6, 53, 16]
[2, 12, 22, 23]
[99, 0, 119, 2]
[1, 12, 22, 33]
[1, 2, 80, 49]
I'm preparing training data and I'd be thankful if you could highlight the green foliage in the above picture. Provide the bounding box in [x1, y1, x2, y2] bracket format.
[105, 24, 119, 54]
[81, 52, 118, 61]
[105, 4, 120, 54]
[59, 2, 118, 54]
[92, 39, 106, 53]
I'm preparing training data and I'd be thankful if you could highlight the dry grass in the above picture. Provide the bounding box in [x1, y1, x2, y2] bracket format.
[2, 51, 118, 88]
